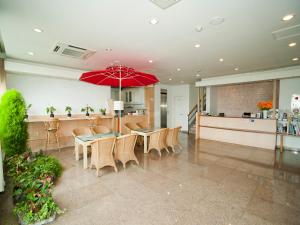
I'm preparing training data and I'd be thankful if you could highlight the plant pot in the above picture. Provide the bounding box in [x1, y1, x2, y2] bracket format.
[50, 113, 54, 118]
[86, 112, 89, 117]
[18, 213, 56, 225]
[67, 113, 71, 117]
[262, 110, 268, 119]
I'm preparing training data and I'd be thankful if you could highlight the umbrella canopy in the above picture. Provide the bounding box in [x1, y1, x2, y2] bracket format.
[79, 65, 159, 87]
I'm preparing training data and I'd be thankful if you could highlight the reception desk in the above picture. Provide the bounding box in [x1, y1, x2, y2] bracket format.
[195, 114, 277, 150]
[27, 114, 114, 151]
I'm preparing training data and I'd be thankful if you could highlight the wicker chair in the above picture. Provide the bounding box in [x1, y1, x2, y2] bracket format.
[148, 128, 169, 157]
[124, 122, 143, 145]
[44, 118, 60, 151]
[72, 127, 93, 158]
[72, 127, 93, 137]
[124, 122, 141, 133]
[91, 125, 111, 135]
[174, 126, 183, 150]
[89, 116, 101, 127]
[137, 121, 148, 129]
[114, 134, 139, 168]
[90, 137, 117, 176]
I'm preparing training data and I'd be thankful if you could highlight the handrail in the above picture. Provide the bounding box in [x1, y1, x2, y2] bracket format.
[188, 104, 198, 117]
[188, 104, 198, 134]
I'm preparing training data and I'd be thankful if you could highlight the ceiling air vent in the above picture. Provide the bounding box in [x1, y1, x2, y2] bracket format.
[52, 43, 95, 59]
[150, 0, 182, 9]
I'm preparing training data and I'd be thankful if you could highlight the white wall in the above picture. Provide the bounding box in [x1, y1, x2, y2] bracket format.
[6, 73, 111, 115]
[278, 77, 300, 150]
[189, 84, 198, 111]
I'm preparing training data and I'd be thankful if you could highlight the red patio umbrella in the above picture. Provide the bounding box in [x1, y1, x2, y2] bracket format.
[79, 65, 159, 132]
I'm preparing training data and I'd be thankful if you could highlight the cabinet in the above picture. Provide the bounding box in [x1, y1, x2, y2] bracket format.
[122, 87, 144, 104]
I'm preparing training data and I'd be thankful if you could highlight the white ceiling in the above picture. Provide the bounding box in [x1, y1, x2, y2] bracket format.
[0, 0, 300, 84]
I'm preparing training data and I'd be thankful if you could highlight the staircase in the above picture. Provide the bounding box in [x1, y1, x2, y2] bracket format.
[188, 104, 198, 134]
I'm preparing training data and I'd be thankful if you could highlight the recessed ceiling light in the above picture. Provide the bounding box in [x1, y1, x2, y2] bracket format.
[168, 78, 172, 81]
[177, 68, 181, 71]
[194, 44, 200, 48]
[289, 42, 296, 47]
[282, 14, 294, 21]
[150, 18, 159, 25]
[27, 51, 34, 56]
[196, 74, 200, 77]
[33, 28, 43, 33]
[292, 57, 299, 61]
[219, 58, 224, 62]
[234, 67, 239, 71]
[210, 17, 225, 25]
[105, 48, 112, 51]
[195, 26, 203, 32]
[148, 59, 153, 63]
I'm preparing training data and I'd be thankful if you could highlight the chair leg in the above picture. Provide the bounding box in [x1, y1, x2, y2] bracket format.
[134, 158, 139, 165]
[55, 132, 60, 152]
[164, 147, 169, 153]
[45, 132, 49, 151]
[114, 165, 118, 173]
[171, 146, 175, 153]
[157, 149, 162, 157]
[96, 168, 100, 177]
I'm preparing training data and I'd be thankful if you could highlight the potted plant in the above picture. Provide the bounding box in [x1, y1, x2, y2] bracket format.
[257, 101, 273, 119]
[65, 106, 72, 117]
[81, 105, 94, 117]
[24, 104, 32, 119]
[100, 108, 106, 116]
[46, 106, 56, 118]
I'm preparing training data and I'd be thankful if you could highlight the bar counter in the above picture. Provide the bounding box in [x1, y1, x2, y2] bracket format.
[27, 114, 114, 151]
[195, 114, 277, 150]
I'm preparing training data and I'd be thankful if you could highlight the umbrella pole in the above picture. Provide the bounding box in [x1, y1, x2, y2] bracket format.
[119, 71, 122, 134]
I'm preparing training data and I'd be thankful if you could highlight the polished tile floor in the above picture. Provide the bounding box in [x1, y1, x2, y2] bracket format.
[1, 133, 300, 225]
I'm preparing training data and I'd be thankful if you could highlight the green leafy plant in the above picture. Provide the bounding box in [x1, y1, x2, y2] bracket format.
[6, 151, 63, 225]
[81, 105, 94, 116]
[0, 89, 28, 156]
[65, 106, 72, 114]
[65, 106, 72, 117]
[100, 108, 106, 115]
[46, 106, 56, 117]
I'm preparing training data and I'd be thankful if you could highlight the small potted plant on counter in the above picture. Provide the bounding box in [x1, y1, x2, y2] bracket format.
[24, 103, 32, 119]
[100, 108, 106, 116]
[81, 105, 94, 117]
[65, 106, 72, 117]
[46, 106, 56, 117]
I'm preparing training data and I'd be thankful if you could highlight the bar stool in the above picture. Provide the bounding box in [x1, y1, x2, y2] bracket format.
[89, 116, 101, 127]
[44, 118, 60, 151]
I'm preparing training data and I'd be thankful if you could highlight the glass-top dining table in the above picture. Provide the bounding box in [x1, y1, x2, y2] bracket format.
[130, 128, 156, 154]
[74, 132, 120, 169]
[74, 128, 159, 169]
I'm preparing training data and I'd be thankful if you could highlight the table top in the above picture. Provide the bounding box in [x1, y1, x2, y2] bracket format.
[76, 132, 120, 142]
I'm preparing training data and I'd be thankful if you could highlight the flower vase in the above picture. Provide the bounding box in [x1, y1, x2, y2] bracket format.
[262, 110, 268, 119]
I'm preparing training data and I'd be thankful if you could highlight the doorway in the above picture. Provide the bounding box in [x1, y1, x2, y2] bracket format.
[174, 96, 185, 127]
[160, 89, 167, 128]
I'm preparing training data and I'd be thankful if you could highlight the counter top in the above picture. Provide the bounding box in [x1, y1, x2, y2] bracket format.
[26, 114, 114, 123]
[199, 115, 276, 120]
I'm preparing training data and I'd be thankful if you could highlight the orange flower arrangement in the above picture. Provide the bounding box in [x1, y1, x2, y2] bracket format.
[257, 101, 273, 110]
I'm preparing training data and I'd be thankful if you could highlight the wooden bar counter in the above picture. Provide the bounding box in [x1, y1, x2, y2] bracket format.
[27, 114, 114, 151]
[195, 114, 277, 150]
